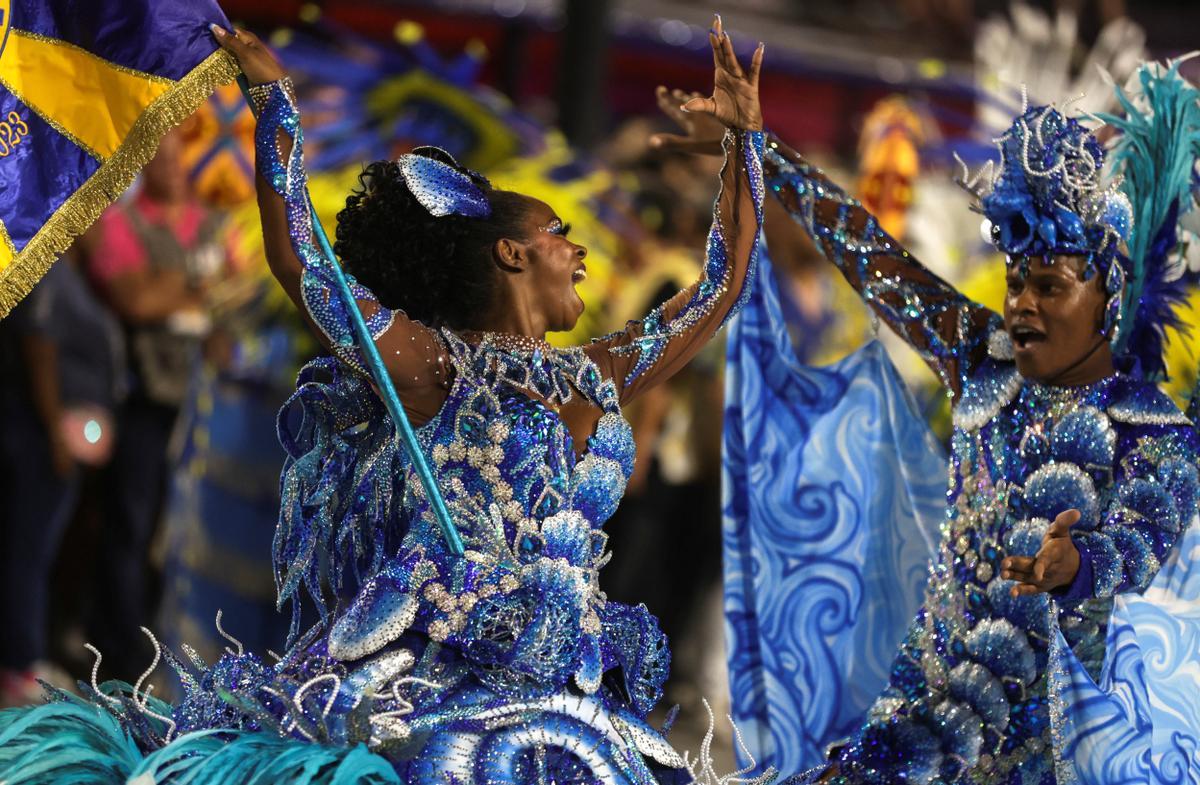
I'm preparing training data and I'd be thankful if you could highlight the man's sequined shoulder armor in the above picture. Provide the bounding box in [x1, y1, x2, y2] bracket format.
[1106, 375, 1194, 426]
[952, 328, 1021, 432]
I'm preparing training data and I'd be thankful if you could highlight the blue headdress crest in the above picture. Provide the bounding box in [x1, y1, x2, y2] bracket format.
[958, 62, 1200, 379]
[958, 102, 1131, 266]
[396, 146, 492, 219]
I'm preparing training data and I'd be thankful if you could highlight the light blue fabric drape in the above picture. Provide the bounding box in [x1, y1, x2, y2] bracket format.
[721, 247, 943, 773]
[1050, 517, 1200, 784]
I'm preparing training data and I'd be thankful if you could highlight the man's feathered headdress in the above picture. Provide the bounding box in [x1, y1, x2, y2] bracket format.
[957, 59, 1200, 379]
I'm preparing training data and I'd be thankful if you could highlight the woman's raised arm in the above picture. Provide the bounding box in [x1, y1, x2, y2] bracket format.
[586, 18, 765, 404]
[215, 27, 450, 423]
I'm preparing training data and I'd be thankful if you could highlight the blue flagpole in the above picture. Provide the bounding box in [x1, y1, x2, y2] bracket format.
[237, 75, 464, 556]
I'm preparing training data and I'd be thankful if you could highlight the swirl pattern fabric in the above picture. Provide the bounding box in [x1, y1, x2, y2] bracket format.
[1050, 516, 1200, 784]
[722, 247, 943, 773]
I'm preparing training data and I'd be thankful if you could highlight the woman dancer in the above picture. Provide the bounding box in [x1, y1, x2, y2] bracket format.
[0, 15, 767, 785]
[660, 62, 1200, 782]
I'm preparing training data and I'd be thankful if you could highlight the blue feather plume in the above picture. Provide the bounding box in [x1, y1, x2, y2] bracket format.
[1096, 58, 1200, 379]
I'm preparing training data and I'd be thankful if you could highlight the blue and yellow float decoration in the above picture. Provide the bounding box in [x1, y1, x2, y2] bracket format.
[178, 81, 258, 209]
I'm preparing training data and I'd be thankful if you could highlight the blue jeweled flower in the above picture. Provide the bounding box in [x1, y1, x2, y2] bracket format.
[570, 455, 627, 525]
[1160, 458, 1200, 521]
[539, 511, 595, 566]
[1004, 518, 1048, 558]
[964, 619, 1037, 685]
[1105, 526, 1157, 588]
[948, 662, 1010, 727]
[586, 412, 637, 477]
[1023, 462, 1099, 528]
[1119, 478, 1180, 532]
[932, 700, 984, 763]
[977, 106, 1116, 260]
[462, 560, 592, 696]
[986, 580, 1050, 639]
[1050, 407, 1116, 469]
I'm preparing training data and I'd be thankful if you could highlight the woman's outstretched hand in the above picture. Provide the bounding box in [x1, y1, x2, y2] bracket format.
[1000, 509, 1082, 596]
[649, 85, 727, 156]
[684, 15, 763, 132]
[210, 24, 285, 86]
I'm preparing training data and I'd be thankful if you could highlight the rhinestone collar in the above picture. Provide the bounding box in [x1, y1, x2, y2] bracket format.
[475, 331, 553, 356]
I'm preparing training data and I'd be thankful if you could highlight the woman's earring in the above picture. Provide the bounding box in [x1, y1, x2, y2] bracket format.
[1102, 263, 1124, 342]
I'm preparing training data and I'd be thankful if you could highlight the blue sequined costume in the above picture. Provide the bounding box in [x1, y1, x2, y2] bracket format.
[243, 80, 763, 783]
[762, 133, 1200, 785]
[0, 79, 765, 784]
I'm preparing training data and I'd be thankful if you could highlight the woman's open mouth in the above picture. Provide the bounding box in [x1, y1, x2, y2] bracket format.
[571, 266, 587, 284]
[1011, 324, 1046, 351]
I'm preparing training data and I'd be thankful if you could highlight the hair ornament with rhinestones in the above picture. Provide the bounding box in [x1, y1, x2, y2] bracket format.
[335, 148, 532, 329]
[394, 146, 492, 219]
[955, 100, 1132, 269]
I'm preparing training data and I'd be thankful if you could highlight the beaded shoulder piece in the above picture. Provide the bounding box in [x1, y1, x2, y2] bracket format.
[1105, 376, 1193, 425]
[952, 328, 1023, 432]
[443, 329, 620, 414]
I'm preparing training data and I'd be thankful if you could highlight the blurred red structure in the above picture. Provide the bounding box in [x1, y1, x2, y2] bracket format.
[219, 0, 979, 157]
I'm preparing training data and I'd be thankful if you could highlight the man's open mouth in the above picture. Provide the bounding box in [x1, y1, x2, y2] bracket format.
[1011, 325, 1046, 350]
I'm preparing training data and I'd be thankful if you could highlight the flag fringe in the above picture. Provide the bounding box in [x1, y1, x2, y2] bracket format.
[0, 48, 240, 318]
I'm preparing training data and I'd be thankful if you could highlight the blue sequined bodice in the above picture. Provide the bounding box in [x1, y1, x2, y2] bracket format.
[424, 331, 636, 536]
[316, 330, 671, 717]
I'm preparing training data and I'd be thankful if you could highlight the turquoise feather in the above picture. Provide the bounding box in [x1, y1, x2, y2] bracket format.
[0, 698, 401, 785]
[0, 698, 141, 785]
[130, 730, 401, 784]
[1097, 58, 1200, 372]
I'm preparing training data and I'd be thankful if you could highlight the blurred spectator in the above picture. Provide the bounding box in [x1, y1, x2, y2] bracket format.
[602, 120, 729, 708]
[155, 283, 313, 687]
[0, 249, 125, 707]
[80, 128, 242, 678]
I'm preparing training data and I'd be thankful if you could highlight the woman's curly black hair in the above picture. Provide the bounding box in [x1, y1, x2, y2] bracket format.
[334, 149, 532, 329]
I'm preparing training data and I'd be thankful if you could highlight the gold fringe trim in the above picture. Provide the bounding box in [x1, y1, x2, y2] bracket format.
[0, 48, 240, 318]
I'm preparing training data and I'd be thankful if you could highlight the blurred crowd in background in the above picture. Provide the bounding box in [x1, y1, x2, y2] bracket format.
[2, 0, 1198, 762]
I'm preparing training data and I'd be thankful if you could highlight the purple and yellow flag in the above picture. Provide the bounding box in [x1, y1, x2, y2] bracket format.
[0, 0, 238, 316]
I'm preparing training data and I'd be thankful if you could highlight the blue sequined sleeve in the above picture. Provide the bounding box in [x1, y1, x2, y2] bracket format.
[1060, 426, 1200, 600]
[254, 80, 398, 376]
[253, 80, 452, 417]
[587, 128, 765, 400]
[762, 134, 998, 399]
